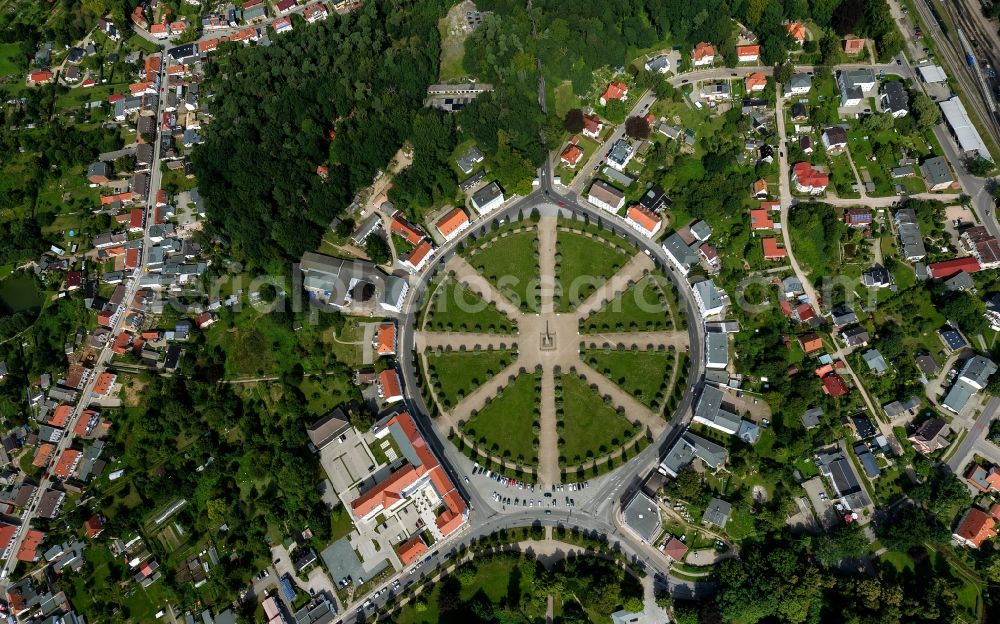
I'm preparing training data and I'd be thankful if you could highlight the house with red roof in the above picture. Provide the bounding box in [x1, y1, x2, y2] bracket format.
[276, 0, 297, 13]
[396, 536, 427, 566]
[53, 449, 82, 479]
[33, 444, 55, 468]
[150, 21, 168, 39]
[84, 514, 104, 538]
[661, 536, 689, 562]
[16, 529, 44, 562]
[927, 256, 981, 279]
[750, 209, 773, 230]
[374, 322, 396, 357]
[599, 81, 629, 106]
[798, 333, 824, 354]
[378, 370, 403, 404]
[745, 72, 767, 92]
[762, 238, 787, 260]
[132, 6, 149, 29]
[304, 3, 329, 23]
[844, 208, 872, 228]
[843, 38, 866, 54]
[692, 42, 715, 66]
[50, 405, 72, 429]
[560, 143, 584, 167]
[792, 162, 829, 194]
[786, 22, 807, 45]
[93, 372, 116, 398]
[28, 69, 54, 85]
[272, 16, 294, 34]
[0, 523, 17, 560]
[391, 215, 425, 245]
[436, 208, 470, 242]
[821, 373, 849, 397]
[953, 507, 997, 548]
[625, 205, 662, 238]
[737, 45, 760, 62]
[582, 113, 604, 139]
[402, 240, 434, 273]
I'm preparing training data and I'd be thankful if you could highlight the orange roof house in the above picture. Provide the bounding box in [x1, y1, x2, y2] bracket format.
[28, 69, 54, 84]
[822, 373, 849, 397]
[736, 45, 760, 61]
[600, 81, 629, 106]
[377, 369, 403, 403]
[316, 165, 329, 179]
[662, 536, 689, 562]
[74, 409, 98, 437]
[762, 238, 787, 260]
[954, 507, 997, 548]
[752, 178, 768, 198]
[625, 205, 662, 237]
[693, 42, 715, 65]
[84, 514, 104, 538]
[16, 530, 44, 562]
[396, 536, 428, 566]
[798, 333, 824, 354]
[350, 411, 467, 536]
[749, 209, 773, 230]
[745, 72, 767, 92]
[966, 463, 1000, 492]
[374, 322, 396, 356]
[93, 372, 116, 397]
[0, 524, 16, 555]
[391, 215, 425, 245]
[560, 144, 584, 166]
[436, 208, 469, 241]
[786, 22, 806, 44]
[50, 405, 72, 428]
[403, 240, 433, 271]
[33, 444, 55, 468]
[843, 38, 866, 54]
[792, 162, 829, 194]
[53, 449, 82, 479]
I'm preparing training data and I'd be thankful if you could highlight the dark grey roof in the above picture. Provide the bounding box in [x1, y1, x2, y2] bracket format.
[801, 407, 823, 429]
[921, 156, 952, 185]
[623, 492, 661, 542]
[880, 81, 908, 113]
[703, 497, 732, 528]
[471, 181, 503, 209]
[939, 328, 967, 351]
[960, 355, 997, 387]
[306, 408, 351, 449]
[639, 184, 667, 211]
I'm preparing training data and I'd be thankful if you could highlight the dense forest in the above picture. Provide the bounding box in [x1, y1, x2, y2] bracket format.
[193, 0, 448, 265]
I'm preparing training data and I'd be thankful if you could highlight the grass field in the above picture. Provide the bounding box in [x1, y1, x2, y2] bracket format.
[581, 274, 674, 332]
[462, 372, 539, 465]
[468, 229, 541, 313]
[0, 43, 23, 77]
[581, 348, 675, 408]
[437, 1, 472, 82]
[555, 230, 630, 312]
[553, 80, 578, 118]
[559, 372, 635, 464]
[425, 278, 517, 333]
[426, 349, 515, 409]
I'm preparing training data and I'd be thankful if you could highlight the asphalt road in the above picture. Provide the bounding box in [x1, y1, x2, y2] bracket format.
[0, 49, 169, 586]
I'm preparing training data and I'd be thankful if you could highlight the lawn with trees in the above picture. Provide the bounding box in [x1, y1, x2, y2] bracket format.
[467, 227, 541, 313]
[554, 230, 630, 312]
[425, 348, 516, 410]
[558, 371, 636, 466]
[581, 347, 676, 410]
[581, 274, 675, 333]
[424, 278, 518, 334]
[462, 371, 540, 466]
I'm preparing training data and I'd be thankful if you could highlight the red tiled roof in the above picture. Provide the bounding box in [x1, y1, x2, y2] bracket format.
[396, 536, 427, 565]
[786, 22, 806, 43]
[53, 449, 81, 479]
[822, 374, 849, 397]
[75, 409, 98, 437]
[582, 113, 603, 134]
[378, 369, 402, 400]
[391, 216, 424, 245]
[29, 70, 53, 82]
[601, 81, 628, 103]
[16, 529, 44, 561]
[560, 144, 584, 165]
[693, 42, 715, 61]
[0, 524, 16, 553]
[375, 323, 396, 355]
[955, 508, 997, 548]
[928, 256, 981, 279]
[50, 404, 72, 428]
[736, 45, 760, 58]
[124, 247, 139, 269]
[750, 209, 773, 230]
[799, 333, 823, 353]
[33, 444, 55, 468]
[843, 38, 866, 53]
[627, 205, 660, 233]
[792, 162, 829, 190]
[93, 372, 115, 396]
[753, 179, 768, 196]
[84, 514, 104, 538]
[436, 208, 469, 238]
[405, 240, 433, 269]
[745, 72, 767, 91]
[662, 536, 689, 561]
[762, 238, 786, 259]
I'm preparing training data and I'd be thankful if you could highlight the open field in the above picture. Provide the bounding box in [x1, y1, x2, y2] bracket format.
[559, 372, 635, 465]
[462, 372, 539, 465]
[426, 349, 515, 409]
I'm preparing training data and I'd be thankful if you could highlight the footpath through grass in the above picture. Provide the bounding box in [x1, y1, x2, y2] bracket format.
[467, 228, 541, 313]
[424, 278, 517, 333]
[462, 371, 540, 465]
[426, 348, 515, 409]
[555, 229, 631, 312]
[581, 274, 674, 332]
[582, 347, 675, 409]
[558, 372, 635, 465]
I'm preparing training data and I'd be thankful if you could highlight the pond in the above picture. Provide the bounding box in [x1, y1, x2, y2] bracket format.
[0, 273, 44, 315]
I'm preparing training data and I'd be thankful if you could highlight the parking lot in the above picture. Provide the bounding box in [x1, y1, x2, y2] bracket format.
[802, 476, 839, 530]
[319, 427, 377, 496]
[469, 463, 582, 511]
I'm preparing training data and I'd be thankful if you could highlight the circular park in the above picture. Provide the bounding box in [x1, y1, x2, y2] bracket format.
[416, 211, 690, 484]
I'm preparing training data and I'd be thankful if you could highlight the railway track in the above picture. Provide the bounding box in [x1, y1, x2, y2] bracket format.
[913, 0, 1000, 154]
[940, 0, 1000, 143]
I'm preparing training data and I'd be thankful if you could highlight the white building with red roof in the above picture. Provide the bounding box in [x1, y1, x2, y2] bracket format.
[599, 81, 628, 106]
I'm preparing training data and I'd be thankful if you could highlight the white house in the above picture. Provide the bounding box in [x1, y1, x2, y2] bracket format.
[470, 182, 504, 215]
[693, 279, 726, 318]
[587, 180, 625, 213]
[625, 205, 662, 237]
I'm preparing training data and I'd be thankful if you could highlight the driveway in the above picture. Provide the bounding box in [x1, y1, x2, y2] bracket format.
[802, 476, 839, 530]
